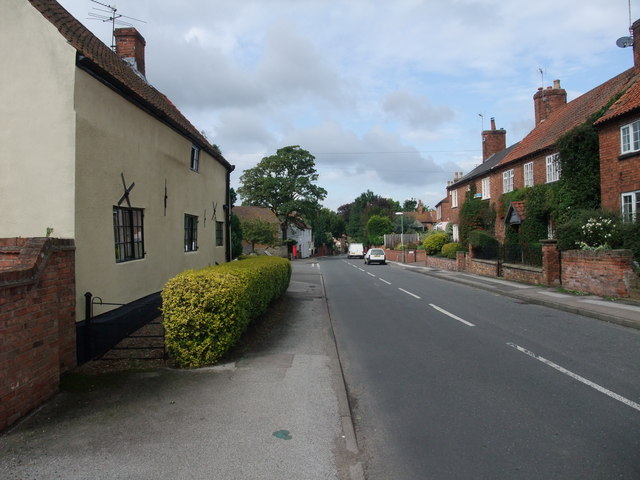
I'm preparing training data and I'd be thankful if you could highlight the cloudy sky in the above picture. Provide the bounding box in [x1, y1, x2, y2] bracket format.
[58, 0, 637, 211]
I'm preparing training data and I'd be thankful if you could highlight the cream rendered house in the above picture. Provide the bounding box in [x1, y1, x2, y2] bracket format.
[1, 0, 234, 360]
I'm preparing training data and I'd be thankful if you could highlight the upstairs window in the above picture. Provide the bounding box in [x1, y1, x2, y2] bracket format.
[546, 153, 561, 183]
[113, 207, 144, 262]
[503, 169, 514, 193]
[184, 214, 198, 252]
[621, 120, 640, 154]
[451, 189, 458, 208]
[622, 190, 640, 222]
[481, 177, 490, 199]
[524, 162, 534, 187]
[190, 145, 200, 172]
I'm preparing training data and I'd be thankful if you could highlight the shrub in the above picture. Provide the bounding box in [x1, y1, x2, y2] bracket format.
[619, 220, 640, 263]
[468, 230, 499, 249]
[555, 209, 621, 251]
[423, 232, 448, 255]
[162, 256, 291, 368]
[441, 242, 463, 259]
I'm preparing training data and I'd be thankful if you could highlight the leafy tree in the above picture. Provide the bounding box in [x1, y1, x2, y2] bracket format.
[241, 219, 279, 252]
[367, 215, 393, 245]
[339, 190, 398, 241]
[238, 146, 327, 240]
[403, 198, 418, 211]
[310, 208, 345, 248]
[230, 213, 243, 259]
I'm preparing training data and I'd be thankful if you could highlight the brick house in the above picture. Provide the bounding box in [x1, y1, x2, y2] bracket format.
[594, 21, 640, 221]
[1, 0, 234, 363]
[445, 38, 640, 241]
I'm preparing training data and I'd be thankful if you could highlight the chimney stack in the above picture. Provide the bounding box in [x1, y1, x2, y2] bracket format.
[533, 79, 566, 125]
[481, 116, 506, 162]
[114, 28, 146, 76]
[632, 19, 640, 69]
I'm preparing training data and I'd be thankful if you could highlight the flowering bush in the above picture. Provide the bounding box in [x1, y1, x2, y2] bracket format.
[579, 217, 614, 250]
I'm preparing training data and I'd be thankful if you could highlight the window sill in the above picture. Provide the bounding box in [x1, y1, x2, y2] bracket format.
[618, 151, 640, 161]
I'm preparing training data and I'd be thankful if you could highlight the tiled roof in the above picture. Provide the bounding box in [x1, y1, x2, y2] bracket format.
[232, 206, 280, 224]
[449, 142, 520, 190]
[596, 70, 640, 124]
[28, 0, 233, 171]
[499, 68, 638, 166]
[415, 209, 436, 224]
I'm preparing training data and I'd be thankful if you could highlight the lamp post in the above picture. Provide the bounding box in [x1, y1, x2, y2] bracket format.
[395, 211, 405, 263]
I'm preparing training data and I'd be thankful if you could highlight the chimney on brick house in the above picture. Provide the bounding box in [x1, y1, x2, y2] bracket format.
[533, 79, 566, 125]
[114, 28, 146, 77]
[632, 19, 640, 69]
[481, 117, 506, 162]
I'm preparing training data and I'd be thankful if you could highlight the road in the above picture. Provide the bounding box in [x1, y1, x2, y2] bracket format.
[320, 256, 640, 479]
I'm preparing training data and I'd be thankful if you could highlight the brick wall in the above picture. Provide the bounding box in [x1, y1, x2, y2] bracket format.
[502, 263, 543, 284]
[561, 249, 635, 297]
[0, 237, 76, 431]
[425, 255, 457, 271]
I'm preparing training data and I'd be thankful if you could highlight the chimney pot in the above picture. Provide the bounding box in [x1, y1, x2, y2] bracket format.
[490, 117, 496, 130]
[553, 79, 561, 89]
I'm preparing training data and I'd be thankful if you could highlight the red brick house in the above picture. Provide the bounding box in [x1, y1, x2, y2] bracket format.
[445, 29, 640, 241]
[595, 20, 640, 221]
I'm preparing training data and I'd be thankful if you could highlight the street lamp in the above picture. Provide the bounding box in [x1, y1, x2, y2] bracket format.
[395, 212, 405, 263]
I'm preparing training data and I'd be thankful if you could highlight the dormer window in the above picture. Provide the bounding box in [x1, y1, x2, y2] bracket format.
[190, 145, 200, 172]
[621, 120, 640, 154]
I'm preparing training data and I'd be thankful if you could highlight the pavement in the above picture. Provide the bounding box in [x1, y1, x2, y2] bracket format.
[1, 257, 638, 480]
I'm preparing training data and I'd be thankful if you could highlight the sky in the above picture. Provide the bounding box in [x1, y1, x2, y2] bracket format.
[57, 0, 638, 212]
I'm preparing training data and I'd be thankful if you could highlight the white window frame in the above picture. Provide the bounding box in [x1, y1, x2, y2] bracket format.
[481, 177, 490, 199]
[546, 153, 561, 183]
[620, 119, 640, 154]
[436, 205, 442, 220]
[622, 190, 640, 222]
[524, 162, 534, 187]
[451, 189, 458, 208]
[502, 169, 514, 193]
[452, 224, 459, 242]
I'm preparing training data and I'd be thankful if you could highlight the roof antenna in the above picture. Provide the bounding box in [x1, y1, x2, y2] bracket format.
[538, 68, 544, 89]
[88, 0, 146, 50]
[616, 0, 634, 49]
[478, 113, 484, 131]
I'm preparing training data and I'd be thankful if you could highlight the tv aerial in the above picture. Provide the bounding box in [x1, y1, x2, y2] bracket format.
[87, 0, 146, 50]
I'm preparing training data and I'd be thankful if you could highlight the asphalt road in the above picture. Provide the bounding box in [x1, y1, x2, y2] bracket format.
[321, 256, 640, 480]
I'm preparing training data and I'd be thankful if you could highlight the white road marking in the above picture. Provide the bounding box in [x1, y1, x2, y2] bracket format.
[399, 288, 421, 299]
[379, 278, 391, 285]
[358, 267, 365, 272]
[507, 343, 640, 413]
[366, 272, 375, 277]
[429, 304, 475, 327]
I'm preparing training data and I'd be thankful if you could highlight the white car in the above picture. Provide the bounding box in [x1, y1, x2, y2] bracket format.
[364, 248, 386, 265]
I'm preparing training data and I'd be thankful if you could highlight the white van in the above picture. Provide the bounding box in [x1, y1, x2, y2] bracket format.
[348, 243, 365, 259]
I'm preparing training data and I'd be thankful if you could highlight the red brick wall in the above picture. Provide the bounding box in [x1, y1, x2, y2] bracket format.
[502, 264, 543, 284]
[0, 238, 76, 431]
[561, 249, 634, 297]
[425, 255, 457, 271]
[598, 119, 640, 213]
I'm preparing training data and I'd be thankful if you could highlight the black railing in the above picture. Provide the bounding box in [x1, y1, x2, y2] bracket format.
[503, 243, 542, 267]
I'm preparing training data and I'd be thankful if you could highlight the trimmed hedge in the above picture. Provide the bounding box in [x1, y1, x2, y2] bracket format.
[162, 256, 291, 368]
[423, 232, 448, 255]
[441, 242, 464, 259]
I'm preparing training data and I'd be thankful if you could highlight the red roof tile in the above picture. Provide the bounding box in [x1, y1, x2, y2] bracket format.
[596, 70, 640, 124]
[232, 206, 280, 224]
[500, 68, 638, 166]
[28, 0, 233, 171]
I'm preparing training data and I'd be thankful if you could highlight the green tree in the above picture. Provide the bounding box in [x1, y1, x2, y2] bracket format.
[367, 215, 393, 245]
[230, 213, 243, 258]
[238, 146, 327, 240]
[310, 208, 345, 249]
[403, 198, 418, 211]
[241, 219, 279, 252]
[339, 190, 399, 242]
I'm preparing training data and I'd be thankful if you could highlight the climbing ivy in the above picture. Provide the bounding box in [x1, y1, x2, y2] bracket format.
[459, 184, 496, 245]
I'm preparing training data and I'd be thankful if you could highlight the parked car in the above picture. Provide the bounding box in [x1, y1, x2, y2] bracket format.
[348, 243, 365, 259]
[364, 248, 386, 265]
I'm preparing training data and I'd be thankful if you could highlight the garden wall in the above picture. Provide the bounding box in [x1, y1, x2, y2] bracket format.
[561, 249, 635, 297]
[0, 237, 76, 431]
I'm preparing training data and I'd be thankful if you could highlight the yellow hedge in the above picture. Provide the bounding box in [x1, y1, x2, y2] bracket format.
[162, 256, 291, 367]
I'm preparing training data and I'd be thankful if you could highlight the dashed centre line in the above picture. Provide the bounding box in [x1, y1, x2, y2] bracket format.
[507, 343, 640, 413]
[399, 288, 421, 299]
[379, 278, 391, 285]
[429, 304, 475, 327]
